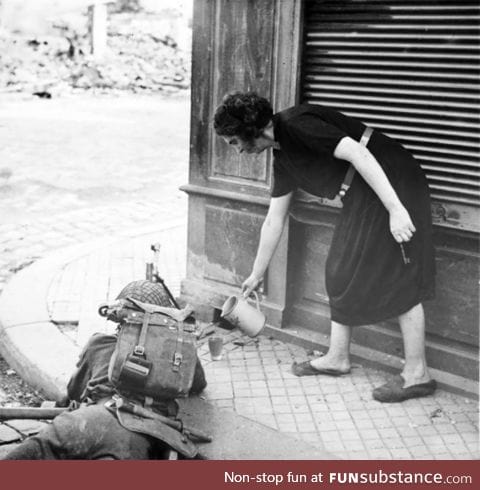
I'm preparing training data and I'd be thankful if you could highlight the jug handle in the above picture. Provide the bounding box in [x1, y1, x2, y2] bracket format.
[249, 290, 261, 310]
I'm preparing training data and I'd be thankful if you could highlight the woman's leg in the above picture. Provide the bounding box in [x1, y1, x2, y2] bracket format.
[309, 321, 352, 373]
[398, 302, 432, 387]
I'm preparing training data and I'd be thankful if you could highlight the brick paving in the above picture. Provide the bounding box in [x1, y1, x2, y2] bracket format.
[0, 94, 478, 459]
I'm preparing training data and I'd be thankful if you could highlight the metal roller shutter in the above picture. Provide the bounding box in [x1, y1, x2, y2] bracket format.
[301, 0, 480, 232]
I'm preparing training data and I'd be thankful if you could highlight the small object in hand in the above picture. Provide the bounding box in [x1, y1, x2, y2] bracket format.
[400, 243, 411, 264]
[208, 336, 223, 361]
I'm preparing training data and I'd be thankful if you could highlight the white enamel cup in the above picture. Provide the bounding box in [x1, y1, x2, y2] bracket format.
[221, 291, 266, 337]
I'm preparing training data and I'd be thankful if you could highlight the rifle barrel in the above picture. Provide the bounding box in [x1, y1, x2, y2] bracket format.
[0, 407, 67, 420]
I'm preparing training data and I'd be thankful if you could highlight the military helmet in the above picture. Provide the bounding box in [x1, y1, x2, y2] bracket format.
[116, 280, 171, 306]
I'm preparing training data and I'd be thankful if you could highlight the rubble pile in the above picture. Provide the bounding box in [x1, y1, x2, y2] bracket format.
[0, 10, 191, 96]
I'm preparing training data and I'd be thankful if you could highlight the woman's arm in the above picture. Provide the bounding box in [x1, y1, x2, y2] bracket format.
[334, 136, 416, 243]
[242, 192, 293, 297]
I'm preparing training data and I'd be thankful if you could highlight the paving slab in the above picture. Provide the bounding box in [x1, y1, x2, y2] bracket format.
[178, 397, 336, 460]
[0, 424, 21, 444]
[4, 419, 48, 436]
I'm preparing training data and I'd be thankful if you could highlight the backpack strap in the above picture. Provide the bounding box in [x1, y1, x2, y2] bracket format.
[172, 320, 184, 374]
[126, 297, 194, 323]
[133, 311, 151, 357]
[338, 126, 374, 198]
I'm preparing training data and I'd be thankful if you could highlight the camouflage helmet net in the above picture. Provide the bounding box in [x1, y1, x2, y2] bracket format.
[116, 280, 172, 306]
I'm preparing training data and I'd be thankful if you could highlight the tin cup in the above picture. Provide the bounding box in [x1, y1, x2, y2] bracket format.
[208, 336, 224, 361]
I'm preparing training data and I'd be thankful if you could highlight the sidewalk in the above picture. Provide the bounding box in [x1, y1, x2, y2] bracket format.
[0, 219, 478, 460]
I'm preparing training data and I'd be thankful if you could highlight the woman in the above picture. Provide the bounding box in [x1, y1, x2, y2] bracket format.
[213, 92, 437, 403]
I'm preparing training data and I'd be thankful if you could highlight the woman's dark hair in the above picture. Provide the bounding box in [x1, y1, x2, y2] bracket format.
[213, 92, 273, 142]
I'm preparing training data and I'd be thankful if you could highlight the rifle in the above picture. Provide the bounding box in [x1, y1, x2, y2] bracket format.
[115, 397, 212, 443]
[0, 406, 68, 420]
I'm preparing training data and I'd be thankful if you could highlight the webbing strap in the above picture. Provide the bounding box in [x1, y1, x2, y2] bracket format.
[172, 320, 184, 374]
[134, 312, 151, 357]
[360, 126, 374, 147]
[338, 126, 374, 198]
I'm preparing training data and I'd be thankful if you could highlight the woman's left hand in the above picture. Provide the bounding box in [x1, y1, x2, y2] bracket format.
[389, 205, 416, 243]
[242, 274, 261, 298]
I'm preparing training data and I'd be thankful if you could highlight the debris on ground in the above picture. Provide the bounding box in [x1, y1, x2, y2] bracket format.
[0, 8, 191, 96]
[307, 349, 324, 357]
[0, 356, 45, 407]
[429, 408, 443, 419]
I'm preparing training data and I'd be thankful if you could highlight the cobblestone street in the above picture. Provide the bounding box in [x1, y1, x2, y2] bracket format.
[0, 92, 190, 294]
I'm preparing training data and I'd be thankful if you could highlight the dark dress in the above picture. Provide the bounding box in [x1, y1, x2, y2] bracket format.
[271, 104, 435, 326]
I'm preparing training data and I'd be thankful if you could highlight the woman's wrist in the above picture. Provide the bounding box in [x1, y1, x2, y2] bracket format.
[386, 200, 405, 214]
[250, 270, 263, 282]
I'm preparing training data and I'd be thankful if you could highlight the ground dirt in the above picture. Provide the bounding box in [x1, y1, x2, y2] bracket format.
[0, 357, 45, 407]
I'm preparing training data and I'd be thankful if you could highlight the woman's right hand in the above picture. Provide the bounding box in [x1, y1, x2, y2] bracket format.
[241, 274, 261, 298]
[389, 205, 416, 243]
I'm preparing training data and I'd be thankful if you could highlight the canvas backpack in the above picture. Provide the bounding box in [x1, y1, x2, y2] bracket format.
[102, 297, 198, 400]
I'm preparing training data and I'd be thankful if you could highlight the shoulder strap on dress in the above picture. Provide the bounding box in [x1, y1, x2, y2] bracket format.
[338, 126, 373, 198]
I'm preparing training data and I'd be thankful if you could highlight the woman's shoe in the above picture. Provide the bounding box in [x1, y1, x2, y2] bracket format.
[292, 361, 350, 377]
[372, 374, 437, 403]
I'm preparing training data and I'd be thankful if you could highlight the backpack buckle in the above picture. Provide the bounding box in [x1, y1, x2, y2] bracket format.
[134, 345, 145, 356]
[172, 352, 183, 372]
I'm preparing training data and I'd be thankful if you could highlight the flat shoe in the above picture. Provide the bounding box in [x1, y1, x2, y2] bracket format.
[292, 361, 350, 377]
[372, 374, 437, 403]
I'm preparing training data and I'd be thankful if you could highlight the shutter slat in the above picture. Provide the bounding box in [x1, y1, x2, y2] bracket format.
[427, 174, 479, 187]
[304, 83, 478, 101]
[305, 57, 479, 71]
[304, 91, 478, 111]
[307, 23, 478, 31]
[305, 49, 478, 60]
[406, 144, 478, 161]
[306, 66, 479, 82]
[310, 4, 477, 13]
[309, 13, 478, 23]
[430, 183, 478, 196]
[307, 36, 478, 44]
[429, 194, 479, 206]
[307, 32, 478, 42]
[307, 32, 478, 40]
[420, 160, 480, 173]
[308, 2, 480, 12]
[305, 75, 478, 92]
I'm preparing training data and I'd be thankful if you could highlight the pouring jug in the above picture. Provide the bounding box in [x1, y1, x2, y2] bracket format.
[220, 291, 266, 338]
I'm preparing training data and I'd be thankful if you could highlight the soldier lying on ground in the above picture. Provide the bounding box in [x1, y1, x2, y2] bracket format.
[4, 280, 207, 460]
